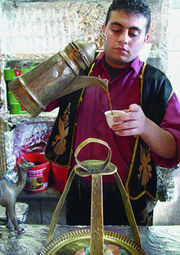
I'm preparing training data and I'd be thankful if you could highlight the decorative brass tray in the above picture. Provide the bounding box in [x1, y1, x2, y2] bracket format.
[40, 228, 146, 255]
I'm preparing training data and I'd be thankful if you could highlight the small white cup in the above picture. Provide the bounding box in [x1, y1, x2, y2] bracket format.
[104, 110, 126, 128]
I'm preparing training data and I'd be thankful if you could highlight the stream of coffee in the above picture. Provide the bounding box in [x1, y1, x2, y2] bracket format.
[105, 88, 113, 115]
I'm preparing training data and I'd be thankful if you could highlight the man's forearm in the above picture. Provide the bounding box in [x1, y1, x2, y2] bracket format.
[141, 118, 177, 159]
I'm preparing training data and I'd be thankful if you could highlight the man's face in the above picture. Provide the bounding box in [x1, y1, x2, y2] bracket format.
[102, 10, 149, 68]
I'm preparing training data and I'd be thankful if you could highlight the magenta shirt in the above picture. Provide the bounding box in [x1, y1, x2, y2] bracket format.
[46, 53, 180, 183]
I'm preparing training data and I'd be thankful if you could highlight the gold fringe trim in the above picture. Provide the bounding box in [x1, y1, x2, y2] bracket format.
[125, 63, 156, 201]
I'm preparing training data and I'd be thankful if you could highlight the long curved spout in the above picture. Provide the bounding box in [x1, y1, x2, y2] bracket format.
[60, 76, 109, 97]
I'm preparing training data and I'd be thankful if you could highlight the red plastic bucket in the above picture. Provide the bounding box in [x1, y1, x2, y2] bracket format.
[17, 153, 50, 193]
[51, 163, 69, 193]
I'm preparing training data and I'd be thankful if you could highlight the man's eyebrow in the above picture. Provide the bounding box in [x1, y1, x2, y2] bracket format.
[110, 22, 142, 32]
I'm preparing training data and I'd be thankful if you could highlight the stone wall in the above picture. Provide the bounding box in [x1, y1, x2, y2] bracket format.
[167, 0, 180, 99]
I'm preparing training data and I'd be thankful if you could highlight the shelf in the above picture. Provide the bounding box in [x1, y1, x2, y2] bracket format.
[7, 113, 57, 124]
[18, 186, 61, 201]
[1, 108, 59, 125]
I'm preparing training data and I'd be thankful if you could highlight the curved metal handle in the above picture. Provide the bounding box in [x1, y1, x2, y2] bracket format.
[74, 137, 112, 173]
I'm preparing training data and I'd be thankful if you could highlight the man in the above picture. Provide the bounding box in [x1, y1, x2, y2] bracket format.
[45, 0, 180, 225]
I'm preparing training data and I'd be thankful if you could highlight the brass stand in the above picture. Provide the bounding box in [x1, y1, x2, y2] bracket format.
[90, 174, 104, 254]
[44, 138, 143, 255]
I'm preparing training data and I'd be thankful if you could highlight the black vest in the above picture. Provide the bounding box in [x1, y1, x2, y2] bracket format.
[45, 63, 173, 200]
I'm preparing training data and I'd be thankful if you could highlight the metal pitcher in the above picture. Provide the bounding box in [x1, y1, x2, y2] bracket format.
[8, 40, 108, 117]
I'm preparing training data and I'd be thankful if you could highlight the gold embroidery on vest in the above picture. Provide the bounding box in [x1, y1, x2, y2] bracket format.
[52, 103, 71, 160]
[138, 144, 152, 187]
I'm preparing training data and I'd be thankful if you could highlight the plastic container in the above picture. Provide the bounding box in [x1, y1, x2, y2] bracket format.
[17, 153, 50, 193]
[4, 68, 32, 81]
[8, 90, 28, 114]
[9, 101, 28, 115]
[4, 65, 36, 115]
[51, 163, 69, 193]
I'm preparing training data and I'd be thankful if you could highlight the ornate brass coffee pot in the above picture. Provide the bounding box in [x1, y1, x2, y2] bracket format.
[8, 41, 108, 117]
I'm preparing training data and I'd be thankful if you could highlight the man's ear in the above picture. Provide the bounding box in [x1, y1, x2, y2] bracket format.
[144, 33, 149, 43]
[102, 24, 105, 33]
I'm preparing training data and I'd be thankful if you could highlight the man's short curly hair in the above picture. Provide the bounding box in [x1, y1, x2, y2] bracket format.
[105, 0, 151, 34]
